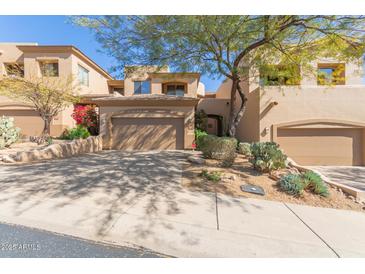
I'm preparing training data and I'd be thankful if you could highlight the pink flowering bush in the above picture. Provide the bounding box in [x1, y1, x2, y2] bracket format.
[71, 104, 99, 135]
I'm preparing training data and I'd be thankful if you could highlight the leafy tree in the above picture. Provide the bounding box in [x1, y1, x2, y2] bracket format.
[0, 69, 79, 136]
[73, 15, 365, 136]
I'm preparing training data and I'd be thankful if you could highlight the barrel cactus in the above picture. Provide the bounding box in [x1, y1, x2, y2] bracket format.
[0, 116, 20, 149]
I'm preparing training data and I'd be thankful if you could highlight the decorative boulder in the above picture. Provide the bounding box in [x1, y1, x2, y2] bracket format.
[187, 155, 206, 165]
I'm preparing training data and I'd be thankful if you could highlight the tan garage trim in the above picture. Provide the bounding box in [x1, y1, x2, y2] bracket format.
[111, 117, 184, 151]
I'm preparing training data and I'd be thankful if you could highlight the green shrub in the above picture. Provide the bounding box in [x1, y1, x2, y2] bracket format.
[47, 137, 53, 146]
[238, 142, 251, 157]
[195, 129, 208, 149]
[249, 142, 287, 172]
[200, 169, 222, 183]
[0, 116, 20, 149]
[279, 173, 305, 196]
[61, 125, 90, 140]
[279, 171, 330, 197]
[302, 171, 329, 197]
[199, 135, 238, 166]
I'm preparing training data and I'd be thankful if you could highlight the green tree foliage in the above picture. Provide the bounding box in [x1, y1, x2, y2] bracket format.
[0, 71, 79, 136]
[73, 16, 365, 136]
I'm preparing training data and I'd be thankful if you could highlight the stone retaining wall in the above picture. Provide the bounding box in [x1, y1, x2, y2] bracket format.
[0, 136, 103, 164]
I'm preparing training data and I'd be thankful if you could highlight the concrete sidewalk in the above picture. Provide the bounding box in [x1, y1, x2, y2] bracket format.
[1, 190, 364, 257]
[0, 151, 364, 257]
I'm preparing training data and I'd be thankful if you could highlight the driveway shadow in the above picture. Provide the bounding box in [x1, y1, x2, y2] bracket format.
[0, 150, 193, 236]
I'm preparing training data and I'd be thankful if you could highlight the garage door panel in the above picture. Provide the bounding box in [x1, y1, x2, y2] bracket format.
[277, 128, 363, 166]
[111, 118, 184, 151]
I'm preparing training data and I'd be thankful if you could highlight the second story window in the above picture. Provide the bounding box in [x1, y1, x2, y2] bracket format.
[4, 63, 24, 77]
[134, 80, 151, 94]
[78, 65, 89, 86]
[317, 63, 345, 85]
[164, 83, 186, 96]
[40, 61, 59, 77]
[260, 65, 301, 86]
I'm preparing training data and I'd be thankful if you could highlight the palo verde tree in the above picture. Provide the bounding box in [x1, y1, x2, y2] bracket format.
[73, 16, 365, 136]
[0, 67, 79, 136]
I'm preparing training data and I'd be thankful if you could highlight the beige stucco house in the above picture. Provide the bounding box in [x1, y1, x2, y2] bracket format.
[0, 43, 203, 150]
[0, 42, 113, 136]
[3, 42, 364, 164]
[200, 60, 365, 166]
[86, 66, 202, 150]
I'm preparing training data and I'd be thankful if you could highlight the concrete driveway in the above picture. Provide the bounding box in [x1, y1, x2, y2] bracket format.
[308, 166, 365, 191]
[0, 151, 365, 257]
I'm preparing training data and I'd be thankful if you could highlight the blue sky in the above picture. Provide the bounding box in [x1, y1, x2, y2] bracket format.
[0, 16, 222, 92]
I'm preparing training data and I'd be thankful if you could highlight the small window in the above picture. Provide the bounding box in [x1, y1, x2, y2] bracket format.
[165, 84, 186, 96]
[134, 80, 151, 94]
[40, 61, 59, 77]
[260, 65, 301, 86]
[317, 63, 345, 85]
[4, 63, 24, 77]
[78, 65, 89, 86]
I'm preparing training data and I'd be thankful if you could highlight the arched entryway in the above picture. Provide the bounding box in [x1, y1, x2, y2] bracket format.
[206, 114, 224, 137]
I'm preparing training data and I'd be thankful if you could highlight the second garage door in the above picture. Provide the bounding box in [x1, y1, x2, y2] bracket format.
[111, 117, 184, 150]
[277, 128, 364, 166]
[0, 109, 44, 136]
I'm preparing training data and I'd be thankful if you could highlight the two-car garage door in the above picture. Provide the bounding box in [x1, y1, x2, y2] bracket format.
[111, 117, 184, 150]
[277, 128, 363, 166]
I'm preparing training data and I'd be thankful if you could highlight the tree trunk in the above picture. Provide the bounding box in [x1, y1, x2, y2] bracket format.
[42, 116, 52, 136]
[227, 78, 238, 136]
[227, 78, 248, 137]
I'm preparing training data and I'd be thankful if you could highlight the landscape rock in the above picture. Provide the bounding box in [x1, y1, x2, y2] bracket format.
[187, 155, 205, 165]
[1, 154, 16, 163]
[223, 174, 236, 181]
[1, 136, 103, 164]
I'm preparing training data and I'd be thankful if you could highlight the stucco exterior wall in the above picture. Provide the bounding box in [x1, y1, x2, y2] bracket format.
[123, 66, 199, 97]
[213, 60, 365, 143]
[150, 75, 199, 97]
[212, 77, 260, 141]
[71, 54, 110, 96]
[123, 66, 169, 96]
[215, 79, 231, 99]
[259, 86, 365, 142]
